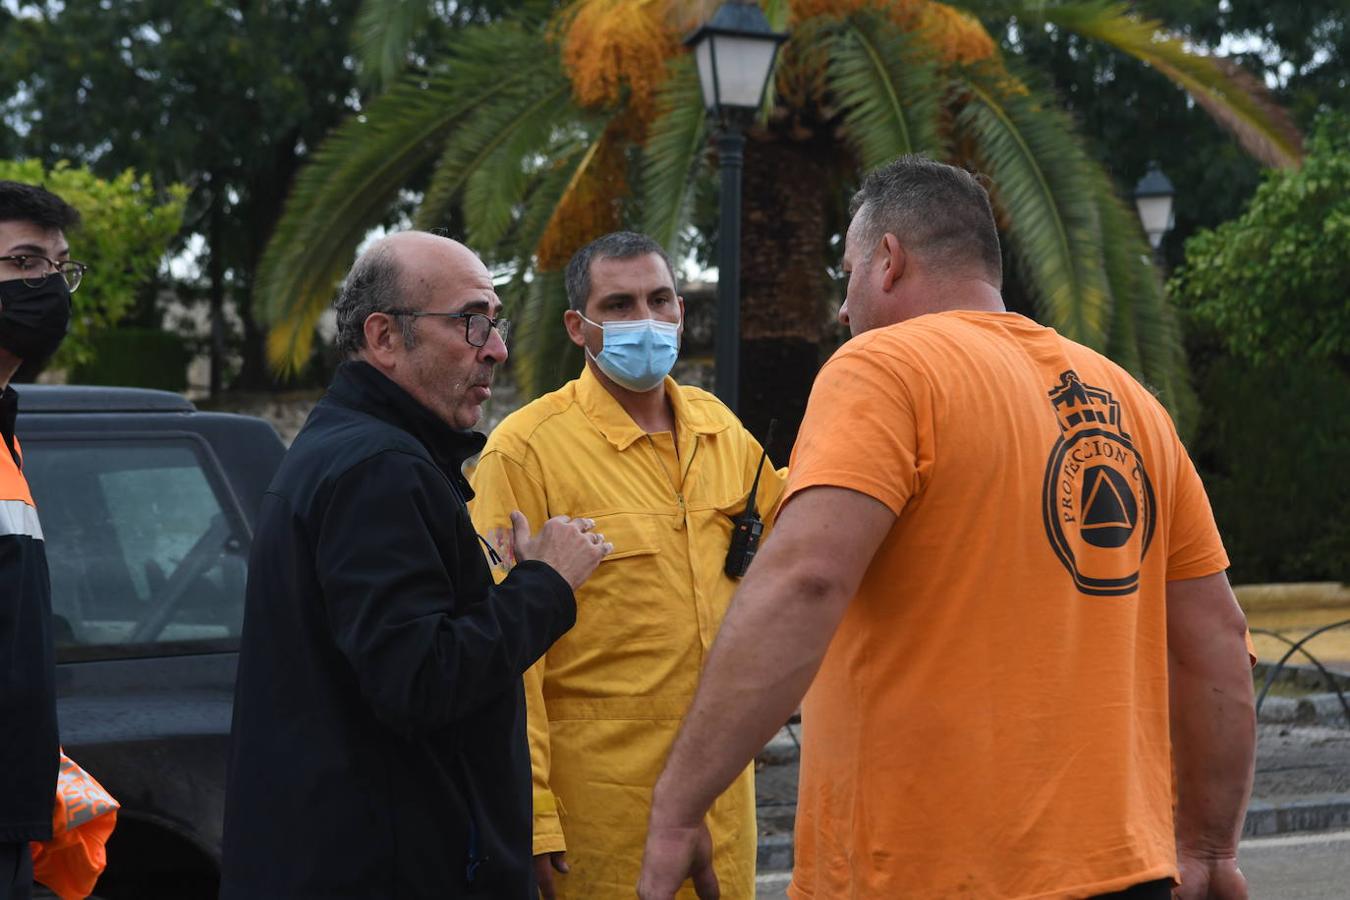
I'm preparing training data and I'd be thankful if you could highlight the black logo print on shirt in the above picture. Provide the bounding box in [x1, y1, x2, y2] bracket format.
[1041, 371, 1156, 596]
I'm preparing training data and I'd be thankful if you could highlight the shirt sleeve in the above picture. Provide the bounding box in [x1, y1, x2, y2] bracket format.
[469, 444, 549, 577]
[783, 345, 923, 516]
[1165, 438, 1231, 581]
[468, 444, 567, 855]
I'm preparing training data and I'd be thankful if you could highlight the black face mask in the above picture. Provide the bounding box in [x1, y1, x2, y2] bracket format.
[0, 277, 72, 365]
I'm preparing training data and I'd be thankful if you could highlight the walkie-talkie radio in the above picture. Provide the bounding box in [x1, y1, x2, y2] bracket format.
[724, 420, 776, 578]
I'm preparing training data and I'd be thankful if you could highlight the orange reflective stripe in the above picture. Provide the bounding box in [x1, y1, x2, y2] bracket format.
[0, 436, 34, 505]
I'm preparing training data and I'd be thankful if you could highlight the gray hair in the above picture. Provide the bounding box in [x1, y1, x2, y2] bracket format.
[849, 155, 1002, 287]
[564, 231, 678, 313]
[333, 242, 416, 356]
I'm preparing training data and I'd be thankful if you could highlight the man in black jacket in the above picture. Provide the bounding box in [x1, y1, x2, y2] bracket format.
[221, 232, 609, 899]
[0, 181, 81, 900]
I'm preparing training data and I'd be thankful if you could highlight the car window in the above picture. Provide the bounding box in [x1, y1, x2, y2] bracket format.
[23, 437, 249, 660]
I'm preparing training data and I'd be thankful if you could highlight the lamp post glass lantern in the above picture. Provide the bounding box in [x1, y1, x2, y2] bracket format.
[684, 1, 787, 411]
[1133, 163, 1176, 251]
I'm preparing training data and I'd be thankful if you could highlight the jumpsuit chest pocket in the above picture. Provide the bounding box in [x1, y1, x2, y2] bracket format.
[590, 513, 661, 562]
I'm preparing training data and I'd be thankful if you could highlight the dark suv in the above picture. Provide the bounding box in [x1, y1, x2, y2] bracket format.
[18, 385, 287, 899]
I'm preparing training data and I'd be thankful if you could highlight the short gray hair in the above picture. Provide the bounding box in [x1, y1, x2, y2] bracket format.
[564, 231, 677, 313]
[333, 242, 416, 356]
[849, 155, 1002, 287]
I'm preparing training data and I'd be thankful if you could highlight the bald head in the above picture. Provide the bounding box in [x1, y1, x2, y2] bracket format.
[381, 231, 487, 298]
[334, 232, 489, 357]
[336, 230, 507, 431]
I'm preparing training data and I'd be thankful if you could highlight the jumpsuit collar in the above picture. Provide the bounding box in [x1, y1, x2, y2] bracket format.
[574, 365, 729, 452]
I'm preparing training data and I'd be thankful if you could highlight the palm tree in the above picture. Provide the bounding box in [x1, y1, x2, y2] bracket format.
[259, 0, 1300, 448]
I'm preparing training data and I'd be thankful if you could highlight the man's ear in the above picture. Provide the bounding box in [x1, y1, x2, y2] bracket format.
[879, 233, 907, 291]
[563, 309, 587, 349]
[676, 295, 686, 340]
[362, 312, 402, 366]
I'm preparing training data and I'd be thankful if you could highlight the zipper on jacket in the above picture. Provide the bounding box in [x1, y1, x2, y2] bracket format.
[645, 434, 700, 522]
[464, 813, 486, 886]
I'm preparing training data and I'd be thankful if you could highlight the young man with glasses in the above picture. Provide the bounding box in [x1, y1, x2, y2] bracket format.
[0, 180, 81, 900]
[222, 231, 610, 899]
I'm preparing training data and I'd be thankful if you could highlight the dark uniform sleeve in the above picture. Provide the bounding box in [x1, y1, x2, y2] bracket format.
[315, 450, 575, 737]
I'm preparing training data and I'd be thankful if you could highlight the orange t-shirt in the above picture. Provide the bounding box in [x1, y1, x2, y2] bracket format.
[784, 311, 1229, 899]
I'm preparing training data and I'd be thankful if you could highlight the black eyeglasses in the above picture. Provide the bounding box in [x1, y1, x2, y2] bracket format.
[0, 255, 89, 293]
[387, 309, 510, 348]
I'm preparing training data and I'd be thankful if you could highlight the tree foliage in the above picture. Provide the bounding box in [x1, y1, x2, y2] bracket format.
[1191, 358, 1350, 584]
[997, 0, 1347, 268]
[1170, 112, 1350, 368]
[261, 0, 1300, 440]
[0, 159, 186, 372]
[0, 0, 365, 388]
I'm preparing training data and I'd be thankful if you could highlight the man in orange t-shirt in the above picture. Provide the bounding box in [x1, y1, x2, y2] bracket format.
[637, 156, 1256, 900]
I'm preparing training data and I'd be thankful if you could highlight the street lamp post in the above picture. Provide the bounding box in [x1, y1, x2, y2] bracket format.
[1133, 163, 1176, 269]
[685, 1, 786, 412]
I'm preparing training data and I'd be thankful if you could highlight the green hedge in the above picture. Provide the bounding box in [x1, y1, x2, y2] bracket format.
[70, 328, 191, 392]
[1193, 357, 1350, 585]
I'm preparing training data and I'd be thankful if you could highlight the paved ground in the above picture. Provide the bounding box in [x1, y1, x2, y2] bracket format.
[1241, 828, 1350, 899]
[1252, 723, 1350, 799]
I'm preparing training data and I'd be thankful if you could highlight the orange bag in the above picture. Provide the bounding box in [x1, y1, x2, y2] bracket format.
[28, 752, 119, 900]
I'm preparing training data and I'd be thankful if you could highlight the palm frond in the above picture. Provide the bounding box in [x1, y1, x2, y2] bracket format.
[640, 57, 707, 254]
[511, 136, 595, 264]
[260, 23, 556, 372]
[511, 269, 583, 399]
[414, 75, 573, 232]
[533, 116, 630, 270]
[1020, 1, 1303, 168]
[353, 0, 433, 89]
[957, 67, 1111, 349]
[1094, 186, 1144, 377]
[258, 79, 468, 371]
[460, 88, 581, 251]
[826, 13, 947, 168]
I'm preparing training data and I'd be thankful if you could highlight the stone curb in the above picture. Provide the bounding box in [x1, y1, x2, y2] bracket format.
[1241, 794, 1350, 838]
[1257, 693, 1350, 729]
[757, 834, 794, 873]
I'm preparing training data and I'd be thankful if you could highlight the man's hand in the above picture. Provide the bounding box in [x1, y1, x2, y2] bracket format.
[636, 820, 718, 900]
[1174, 851, 1247, 899]
[511, 511, 610, 590]
[534, 851, 568, 900]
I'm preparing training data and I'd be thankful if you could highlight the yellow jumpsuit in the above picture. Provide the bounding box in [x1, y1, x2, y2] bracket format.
[469, 368, 784, 899]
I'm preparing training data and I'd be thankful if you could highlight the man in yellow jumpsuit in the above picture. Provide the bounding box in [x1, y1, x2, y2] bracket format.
[469, 231, 784, 899]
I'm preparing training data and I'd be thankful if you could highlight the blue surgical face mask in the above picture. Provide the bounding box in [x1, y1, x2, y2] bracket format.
[579, 313, 681, 393]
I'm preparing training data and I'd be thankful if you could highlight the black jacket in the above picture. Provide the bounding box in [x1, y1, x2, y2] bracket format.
[0, 387, 58, 843]
[221, 362, 575, 899]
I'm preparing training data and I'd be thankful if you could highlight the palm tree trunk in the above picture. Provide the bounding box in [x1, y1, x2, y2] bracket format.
[737, 137, 834, 463]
